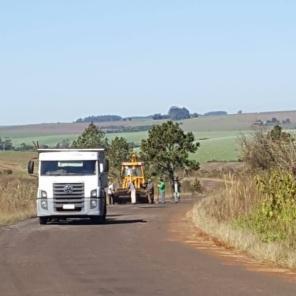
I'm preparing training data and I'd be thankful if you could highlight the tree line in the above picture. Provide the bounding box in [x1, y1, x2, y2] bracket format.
[72, 122, 200, 186]
[75, 106, 202, 123]
[2, 120, 200, 187]
[0, 137, 14, 151]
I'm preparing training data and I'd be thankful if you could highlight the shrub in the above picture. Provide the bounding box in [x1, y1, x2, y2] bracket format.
[192, 178, 203, 194]
[0, 175, 37, 225]
[181, 178, 203, 195]
[198, 174, 262, 223]
[238, 170, 296, 246]
[240, 127, 296, 172]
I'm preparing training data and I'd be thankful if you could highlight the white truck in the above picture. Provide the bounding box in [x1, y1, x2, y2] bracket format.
[28, 149, 109, 225]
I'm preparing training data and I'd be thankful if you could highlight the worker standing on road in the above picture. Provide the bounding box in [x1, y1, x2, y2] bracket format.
[107, 182, 115, 205]
[173, 177, 181, 203]
[146, 179, 154, 204]
[129, 181, 137, 204]
[158, 178, 166, 204]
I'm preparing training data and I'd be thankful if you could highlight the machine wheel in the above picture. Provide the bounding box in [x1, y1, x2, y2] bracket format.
[39, 217, 48, 225]
[112, 195, 117, 204]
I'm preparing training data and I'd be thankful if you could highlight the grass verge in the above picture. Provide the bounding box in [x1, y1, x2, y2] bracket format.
[192, 176, 296, 270]
[0, 175, 36, 225]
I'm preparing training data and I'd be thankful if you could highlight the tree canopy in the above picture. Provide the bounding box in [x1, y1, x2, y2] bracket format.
[108, 136, 132, 177]
[72, 123, 108, 148]
[0, 137, 14, 151]
[76, 115, 122, 123]
[269, 125, 291, 141]
[141, 121, 200, 184]
[168, 106, 190, 120]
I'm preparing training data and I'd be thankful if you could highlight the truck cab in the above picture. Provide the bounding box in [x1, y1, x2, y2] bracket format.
[28, 149, 108, 225]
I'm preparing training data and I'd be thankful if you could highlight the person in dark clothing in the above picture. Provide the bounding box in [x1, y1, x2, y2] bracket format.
[146, 179, 154, 204]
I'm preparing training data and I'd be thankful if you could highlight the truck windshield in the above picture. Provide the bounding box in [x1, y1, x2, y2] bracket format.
[41, 161, 96, 176]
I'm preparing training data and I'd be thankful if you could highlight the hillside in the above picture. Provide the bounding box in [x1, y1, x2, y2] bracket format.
[0, 110, 295, 163]
[181, 110, 296, 132]
[0, 110, 295, 137]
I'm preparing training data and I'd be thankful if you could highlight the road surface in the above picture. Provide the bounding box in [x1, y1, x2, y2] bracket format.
[0, 199, 295, 296]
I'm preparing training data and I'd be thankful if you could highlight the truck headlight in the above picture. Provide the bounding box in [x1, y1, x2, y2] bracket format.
[41, 190, 47, 199]
[41, 199, 48, 210]
[91, 189, 97, 198]
[90, 199, 98, 209]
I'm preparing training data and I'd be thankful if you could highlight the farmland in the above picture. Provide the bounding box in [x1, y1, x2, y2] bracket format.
[1, 110, 295, 137]
[0, 130, 244, 163]
[0, 110, 295, 163]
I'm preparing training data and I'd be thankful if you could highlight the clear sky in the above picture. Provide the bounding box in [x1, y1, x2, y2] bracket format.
[0, 0, 295, 125]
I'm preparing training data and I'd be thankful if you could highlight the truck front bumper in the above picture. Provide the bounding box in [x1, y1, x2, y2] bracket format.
[37, 198, 106, 217]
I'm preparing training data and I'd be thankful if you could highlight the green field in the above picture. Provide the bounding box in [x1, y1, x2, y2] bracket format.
[10, 134, 78, 147]
[2, 130, 248, 164]
[1, 110, 295, 163]
[8, 132, 147, 147]
[193, 131, 245, 163]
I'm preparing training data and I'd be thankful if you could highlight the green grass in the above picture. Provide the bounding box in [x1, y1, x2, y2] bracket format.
[10, 134, 79, 146]
[192, 131, 250, 163]
[4, 130, 247, 163]
[0, 151, 35, 174]
[7, 129, 294, 165]
[107, 131, 147, 145]
[8, 132, 148, 147]
[193, 137, 240, 163]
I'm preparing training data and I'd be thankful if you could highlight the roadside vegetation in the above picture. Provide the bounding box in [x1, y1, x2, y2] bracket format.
[193, 125, 296, 268]
[0, 175, 36, 225]
[0, 153, 37, 225]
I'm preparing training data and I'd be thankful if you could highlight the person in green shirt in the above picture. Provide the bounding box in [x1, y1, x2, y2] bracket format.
[158, 178, 166, 204]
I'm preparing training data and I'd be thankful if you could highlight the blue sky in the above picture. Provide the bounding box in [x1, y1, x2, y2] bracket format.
[0, 0, 295, 125]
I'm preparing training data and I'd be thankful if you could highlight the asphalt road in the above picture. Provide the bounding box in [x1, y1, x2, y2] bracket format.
[0, 199, 296, 296]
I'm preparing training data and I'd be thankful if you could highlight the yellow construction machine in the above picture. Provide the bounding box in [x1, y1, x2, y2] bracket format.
[113, 154, 149, 203]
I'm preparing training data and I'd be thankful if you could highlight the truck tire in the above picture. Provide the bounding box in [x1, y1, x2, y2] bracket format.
[104, 202, 107, 217]
[91, 216, 105, 224]
[39, 217, 48, 225]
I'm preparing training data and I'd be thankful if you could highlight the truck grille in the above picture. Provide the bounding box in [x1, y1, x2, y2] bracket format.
[53, 183, 84, 212]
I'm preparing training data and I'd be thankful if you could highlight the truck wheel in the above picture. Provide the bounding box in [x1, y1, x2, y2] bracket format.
[104, 202, 107, 216]
[91, 216, 105, 224]
[39, 217, 48, 225]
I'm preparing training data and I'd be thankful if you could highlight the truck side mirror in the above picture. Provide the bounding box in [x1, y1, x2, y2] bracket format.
[28, 160, 35, 175]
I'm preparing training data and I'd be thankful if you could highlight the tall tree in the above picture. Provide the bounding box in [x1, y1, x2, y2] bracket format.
[72, 123, 108, 148]
[141, 121, 200, 185]
[108, 136, 132, 177]
[0, 137, 14, 151]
